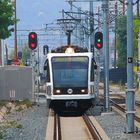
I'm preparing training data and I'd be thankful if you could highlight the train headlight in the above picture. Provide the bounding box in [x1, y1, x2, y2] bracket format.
[65, 47, 75, 53]
[56, 89, 61, 94]
[81, 89, 85, 93]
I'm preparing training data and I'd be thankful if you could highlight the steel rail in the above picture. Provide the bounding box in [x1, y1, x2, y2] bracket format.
[110, 99, 140, 123]
[53, 113, 62, 140]
[110, 94, 140, 110]
[83, 114, 103, 140]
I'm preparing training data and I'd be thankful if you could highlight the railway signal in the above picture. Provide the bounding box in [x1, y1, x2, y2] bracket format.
[43, 45, 49, 55]
[94, 32, 103, 49]
[28, 32, 38, 50]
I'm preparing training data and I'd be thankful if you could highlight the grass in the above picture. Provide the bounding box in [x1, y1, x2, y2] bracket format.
[6, 120, 23, 129]
[15, 99, 33, 108]
[0, 100, 8, 107]
[0, 131, 4, 139]
[16, 106, 23, 112]
[0, 120, 23, 139]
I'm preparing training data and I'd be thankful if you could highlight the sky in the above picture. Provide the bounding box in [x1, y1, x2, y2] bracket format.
[4, 0, 138, 49]
[4, 0, 90, 48]
[4, 0, 101, 50]
[17, 0, 69, 30]
[3, 0, 95, 65]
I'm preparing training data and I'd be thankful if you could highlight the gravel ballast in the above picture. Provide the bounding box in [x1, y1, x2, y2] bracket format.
[1, 99, 140, 140]
[93, 105, 140, 140]
[2, 101, 49, 140]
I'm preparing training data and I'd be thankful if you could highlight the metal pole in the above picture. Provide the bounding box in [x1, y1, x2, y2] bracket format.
[114, 2, 118, 68]
[126, 0, 135, 133]
[102, 0, 110, 111]
[14, 0, 17, 59]
[123, 0, 126, 15]
[90, 1, 94, 53]
[138, 33, 140, 91]
[137, 0, 139, 17]
[31, 51, 35, 103]
[37, 44, 40, 104]
[78, 8, 82, 47]
[0, 40, 2, 65]
[5, 44, 8, 65]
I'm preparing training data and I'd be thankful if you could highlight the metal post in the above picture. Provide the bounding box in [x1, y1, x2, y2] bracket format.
[138, 33, 140, 91]
[14, 0, 17, 59]
[102, 0, 110, 111]
[123, 0, 126, 15]
[5, 45, 8, 65]
[114, 2, 118, 68]
[0, 40, 2, 65]
[67, 30, 72, 45]
[31, 51, 35, 103]
[137, 0, 139, 17]
[90, 1, 94, 53]
[37, 43, 40, 104]
[126, 0, 135, 133]
[78, 8, 82, 47]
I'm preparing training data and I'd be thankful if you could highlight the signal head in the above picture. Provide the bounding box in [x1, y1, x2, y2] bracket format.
[95, 32, 103, 50]
[28, 32, 38, 50]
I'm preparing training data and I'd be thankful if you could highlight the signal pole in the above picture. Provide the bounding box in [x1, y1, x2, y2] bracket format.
[126, 0, 135, 133]
[102, 0, 110, 111]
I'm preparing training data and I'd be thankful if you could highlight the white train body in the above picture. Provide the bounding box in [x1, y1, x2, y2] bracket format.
[44, 50, 97, 113]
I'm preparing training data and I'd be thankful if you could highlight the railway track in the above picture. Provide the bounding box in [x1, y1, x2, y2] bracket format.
[99, 93, 140, 125]
[82, 114, 103, 140]
[54, 113, 61, 140]
[110, 98, 140, 123]
[46, 110, 109, 140]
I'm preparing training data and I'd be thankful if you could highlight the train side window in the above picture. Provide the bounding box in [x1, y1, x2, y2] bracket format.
[47, 60, 50, 82]
[91, 60, 94, 81]
[44, 60, 50, 82]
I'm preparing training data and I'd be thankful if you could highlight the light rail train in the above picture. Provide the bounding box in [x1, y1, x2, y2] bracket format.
[43, 45, 97, 113]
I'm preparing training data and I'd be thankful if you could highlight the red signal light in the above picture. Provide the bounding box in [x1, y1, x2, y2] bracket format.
[30, 34, 35, 39]
[28, 32, 37, 50]
[31, 43, 36, 48]
[95, 43, 102, 48]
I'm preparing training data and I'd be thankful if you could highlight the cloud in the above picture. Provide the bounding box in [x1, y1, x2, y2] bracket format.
[38, 11, 44, 17]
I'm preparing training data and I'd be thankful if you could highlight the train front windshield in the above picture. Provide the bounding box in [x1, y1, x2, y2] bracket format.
[52, 56, 88, 88]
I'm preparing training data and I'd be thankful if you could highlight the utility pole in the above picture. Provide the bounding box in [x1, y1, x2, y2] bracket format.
[0, 40, 2, 66]
[137, 0, 139, 17]
[114, 2, 118, 68]
[5, 45, 8, 65]
[123, 0, 126, 15]
[102, 0, 110, 111]
[138, 33, 140, 91]
[98, 6, 101, 31]
[14, 0, 17, 59]
[90, 1, 94, 53]
[126, 0, 135, 133]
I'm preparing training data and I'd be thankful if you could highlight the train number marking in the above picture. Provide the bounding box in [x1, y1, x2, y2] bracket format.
[65, 101, 78, 108]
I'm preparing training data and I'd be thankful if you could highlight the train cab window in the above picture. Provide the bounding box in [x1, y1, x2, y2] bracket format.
[44, 60, 50, 82]
[52, 56, 88, 88]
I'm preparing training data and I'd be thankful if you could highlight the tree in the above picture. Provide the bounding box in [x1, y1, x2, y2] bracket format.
[22, 44, 31, 66]
[116, 16, 127, 67]
[0, 0, 15, 65]
[133, 18, 140, 60]
[115, 16, 140, 68]
[0, 0, 14, 39]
